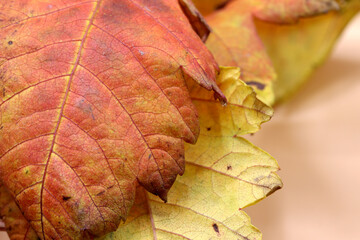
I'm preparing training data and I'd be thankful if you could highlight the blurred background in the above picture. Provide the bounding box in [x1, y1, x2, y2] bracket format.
[246, 14, 360, 240]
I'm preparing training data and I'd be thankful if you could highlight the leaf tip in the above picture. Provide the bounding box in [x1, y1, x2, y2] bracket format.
[265, 184, 282, 197]
[158, 190, 168, 203]
[213, 85, 227, 105]
[178, 0, 211, 42]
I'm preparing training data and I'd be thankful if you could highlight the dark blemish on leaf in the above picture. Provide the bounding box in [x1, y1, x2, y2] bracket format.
[8, 207, 12, 213]
[76, 98, 95, 120]
[212, 223, 219, 233]
[107, 185, 114, 189]
[206, 127, 211, 131]
[25, 169, 29, 174]
[96, 190, 105, 196]
[0, 126, 3, 130]
[7, 41, 13, 45]
[148, 153, 152, 160]
[246, 81, 265, 90]
[37, 238, 41, 240]
[215, 0, 231, 10]
[62, 196, 71, 201]
[227, 165, 232, 170]
[7, 226, 12, 231]
[239, 207, 242, 211]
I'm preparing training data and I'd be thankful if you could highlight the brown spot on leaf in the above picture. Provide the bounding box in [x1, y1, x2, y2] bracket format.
[212, 223, 219, 233]
[7, 41, 13, 45]
[62, 196, 71, 201]
[96, 190, 105, 196]
[246, 81, 265, 90]
[206, 127, 211, 131]
[266, 185, 282, 197]
[227, 165, 232, 170]
[215, 0, 231, 10]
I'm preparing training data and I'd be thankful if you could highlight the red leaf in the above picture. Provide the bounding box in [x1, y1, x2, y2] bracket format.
[0, 0, 224, 238]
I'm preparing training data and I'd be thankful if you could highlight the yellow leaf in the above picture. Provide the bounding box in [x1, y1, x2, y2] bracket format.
[255, 0, 360, 103]
[101, 67, 282, 240]
[189, 67, 273, 136]
[192, 0, 342, 105]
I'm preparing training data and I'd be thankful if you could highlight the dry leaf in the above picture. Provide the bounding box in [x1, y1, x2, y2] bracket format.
[255, 0, 360, 103]
[0, 0, 225, 238]
[102, 67, 282, 240]
[193, 0, 340, 104]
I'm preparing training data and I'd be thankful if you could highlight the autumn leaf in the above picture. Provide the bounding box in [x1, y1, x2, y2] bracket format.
[255, 0, 360, 103]
[0, 0, 226, 239]
[102, 67, 282, 240]
[188, 67, 273, 136]
[0, 184, 38, 240]
[193, 0, 340, 105]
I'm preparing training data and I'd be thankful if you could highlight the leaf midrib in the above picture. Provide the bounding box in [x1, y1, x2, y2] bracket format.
[38, 1, 102, 239]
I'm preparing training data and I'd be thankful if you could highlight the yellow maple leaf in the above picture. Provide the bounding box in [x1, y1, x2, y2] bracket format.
[192, 0, 345, 105]
[101, 67, 282, 240]
[193, 0, 359, 104]
[255, 0, 360, 103]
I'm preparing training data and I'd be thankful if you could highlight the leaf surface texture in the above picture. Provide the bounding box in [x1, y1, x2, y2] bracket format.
[102, 67, 282, 240]
[0, 0, 223, 238]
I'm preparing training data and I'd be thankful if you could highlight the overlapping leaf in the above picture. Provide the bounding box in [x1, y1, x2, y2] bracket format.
[255, 0, 360, 103]
[193, 0, 340, 105]
[102, 67, 282, 240]
[188, 67, 273, 136]
[0, 0, 226, 239]
[0, 184, 37, 240]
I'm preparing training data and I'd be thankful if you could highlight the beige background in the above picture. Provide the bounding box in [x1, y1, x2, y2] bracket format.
[246, 14, 360, 240]
[0, 13, 359, 240]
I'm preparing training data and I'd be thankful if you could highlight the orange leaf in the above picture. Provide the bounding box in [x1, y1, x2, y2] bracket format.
[0, 0, 224, 239]
[194, 0, 339, 104]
